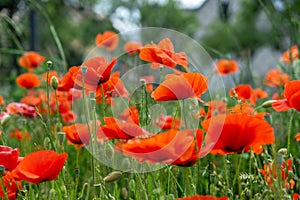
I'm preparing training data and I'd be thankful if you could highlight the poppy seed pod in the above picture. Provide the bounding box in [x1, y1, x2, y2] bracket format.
[103, 171, 122, 183]
[50, 76, 59, 90]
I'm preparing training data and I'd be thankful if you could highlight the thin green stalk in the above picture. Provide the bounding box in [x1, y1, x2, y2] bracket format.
[135, 172, 148, 200]
[287, 110, 295, 155]
[232, 154, 242, 198]
[74, 148, 80, 199]
[100, 83, 105, 124]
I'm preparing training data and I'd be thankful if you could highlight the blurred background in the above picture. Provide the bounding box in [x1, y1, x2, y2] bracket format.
[0, 0, 299, 91]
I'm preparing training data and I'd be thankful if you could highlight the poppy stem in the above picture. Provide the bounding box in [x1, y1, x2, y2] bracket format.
[100, 83, 105, 124]
[287, 110, 294, 155]
[46, 61, 52, 125]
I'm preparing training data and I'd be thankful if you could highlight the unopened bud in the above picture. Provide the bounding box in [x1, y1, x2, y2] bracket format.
[58, 131, 65, 145]
[128, 179, 136, 190]
[278, 148, 288, 155]
[140, 79, 146, 85]
[104, 143, 114, 160]
[121, 187, 128, 199]
[81, 66, 88, 75]
[103, 171, 122, 183]
[47, 61, 53, 69]
[50, 76, 59, 90]
[261, 100, 277, 108]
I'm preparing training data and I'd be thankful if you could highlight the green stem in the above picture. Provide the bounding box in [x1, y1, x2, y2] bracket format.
[287, 110, 294, 155]
[100, 83, 105, 124]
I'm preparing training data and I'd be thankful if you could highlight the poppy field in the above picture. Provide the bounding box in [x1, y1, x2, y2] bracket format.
[1, 2, 300, 200]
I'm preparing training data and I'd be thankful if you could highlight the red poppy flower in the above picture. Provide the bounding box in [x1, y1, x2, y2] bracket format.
[12, 150, 68, 184]
[117, 129, 202, 166]
[272, 80, 300, 112]
[18, 51, 45, 71]
[151, 72, 208, 101]
[62, 124, 91, 145]
[57, 66, 79, 91]
[74, 57, 117, 91]
[0, 112, 9, 123]
[119, 105, 140, 125]
[16, 73, 41, 89]
[215, 59, 238, 75]
[255, 88, 268, 99]
[259, 159, 294, 190]
[296, 133, 300, 141]
[230, 84, 256, 105]
[201, 113, 274, 155]
[95, 71, 129, 104]
[154, 114, 182, 130]
[0, 146, 19, 171]
[263, 69, 290, 88]
[228, 103, 265, 119]
[61, 111, 77, 124]
[281, 45, 299, 64]
[124, 41, 142, 55]
[0, 172, 21, 200]
[139, 38, 188, 69]
[293, 193, 300, 200]
[95, 31, 119, 51]
[6, 103, 37, 118]
[176, 195, 229, 200]
[0, 95, 4, 105]
[10, 129, 30, 141]
[21, 95, 42, 106]
[97, 117, 148, 140]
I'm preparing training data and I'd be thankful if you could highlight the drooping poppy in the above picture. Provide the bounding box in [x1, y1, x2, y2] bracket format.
[119, 105, 140, 125]
[62, 124, 91, 145]
[0, 172, 21, 200]
[154, 114, 182, 130]
[123, 41, 142, 55]
[272, 80, 300, 112]
[176, 195, 229, 200]
[215, 59, 238, 75]
[230, 84, 256, 105]
[16, 73, 41, 89]
[151, 72, 208, 101]
[139, 38, 188, 69]
[0, 146, 20, 171]
[18, 51, 45, 71]
[255, 88, 268, 99]
[263, 69, 290, 88]
[281, 45, 299, 64]
[117, 129, 202, 166]
[6, 103, 37, 118]
[97, 117, 148, 140]
[74, 57, 117, 91]
[201, 113, 274, 155]
[12, 150, 68, 184]
[95, 31, 119, 51]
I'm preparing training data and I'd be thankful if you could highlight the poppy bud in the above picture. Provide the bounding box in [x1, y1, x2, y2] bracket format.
[128, 179, 136, 191]
[103, 171, 122, 183]
[121, 158, 131, 171]
[58, 131, 65, 145]
[104, 143, 114, 160]
[50, 76, 59, 90]
[49, 188, 56, 199]
[121, 187, 128, 199]
[278, 148, 287, 155]
[47, 61, 53, 70]
[261, 100, 277, 108]
[81, 66, 88, 76]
